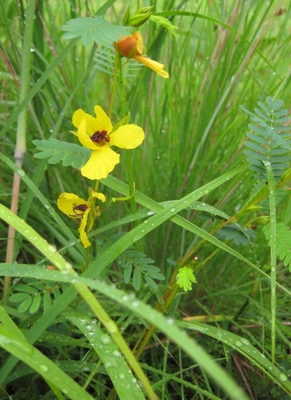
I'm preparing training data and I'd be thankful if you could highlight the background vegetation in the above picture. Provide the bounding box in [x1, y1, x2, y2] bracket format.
[1, 0, 291, 399]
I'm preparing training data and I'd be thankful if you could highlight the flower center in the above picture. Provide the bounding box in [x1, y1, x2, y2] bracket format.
[91, 130, 110, 145]
[73, 203, 88, 216]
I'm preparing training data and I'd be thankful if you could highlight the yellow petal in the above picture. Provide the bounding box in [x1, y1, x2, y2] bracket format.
[57, 193, 87, 217]
[110, 125, 145, 149]
[78, 117, 98, 150]
[81, 146, 120, 180]
[134, 31, 144, 54]
[92, 191, 106, 203]
[72, 109, 85, 128]
[134, 55, 169, 78]
[94, 105, 113, 133]
[74, 107, 111, 136]
[79, 208, 91, 248]
[83, 112, 102, 136]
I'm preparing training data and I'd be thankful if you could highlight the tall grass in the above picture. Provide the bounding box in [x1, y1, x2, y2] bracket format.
[1, 0, 291, 399]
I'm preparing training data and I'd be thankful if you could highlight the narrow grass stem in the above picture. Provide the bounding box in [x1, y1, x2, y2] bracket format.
[133, 268, 180, 360]
[117, 56, 137, 214]
[263, 160, 277, 364]
[4, 0, 36, 303]
[107, 54, 119, 118]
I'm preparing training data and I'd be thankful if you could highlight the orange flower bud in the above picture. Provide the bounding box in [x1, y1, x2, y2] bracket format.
[114, 31, 169, 78]
[115, 35, 139, 58]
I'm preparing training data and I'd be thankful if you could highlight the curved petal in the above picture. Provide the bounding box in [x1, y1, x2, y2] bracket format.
[79, 208, 91, 248]
[110, 125, 145, 149]
[81, 146, 120, 180]
[78, 118, 98, 150]
[92, 191, 106, 203]
[134, 55, 169, 78]
[84, 113, 102, 136]
[73, 108, 108, 136]
[134, 31, 144, 54]
[57, 193, 87, 217]
[94, 105, 113, 133]
[72, 109, 85, 128]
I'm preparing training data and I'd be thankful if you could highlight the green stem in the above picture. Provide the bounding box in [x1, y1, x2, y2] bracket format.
[263, 160, 276, 364]
[117, 55, 137, 214]
[4, 0, 36, 303]
[108, 54, 119, 118]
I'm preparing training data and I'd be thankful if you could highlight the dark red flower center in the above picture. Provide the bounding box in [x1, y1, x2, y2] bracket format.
[72, 203, 88, 216]
[90, 130, 110, 145]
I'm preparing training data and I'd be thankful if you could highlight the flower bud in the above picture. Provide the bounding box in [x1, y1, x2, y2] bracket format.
[114, 32, 143, 58]
[126, 6, 153, 27]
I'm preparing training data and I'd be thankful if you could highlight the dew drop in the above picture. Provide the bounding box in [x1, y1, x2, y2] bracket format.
[39, 365, 48, 372]
[279, 373, 287, 381]
[100, 334, 111, 344]
[17, 169, 25, 177]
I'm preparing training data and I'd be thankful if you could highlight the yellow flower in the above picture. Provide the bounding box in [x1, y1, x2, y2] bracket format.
[57, 191, 106, 248]
[114, 31, 169, 79]
[72, 105, 145, 180]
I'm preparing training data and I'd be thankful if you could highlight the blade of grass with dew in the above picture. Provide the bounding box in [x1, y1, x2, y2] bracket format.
[66, 312, 146, 400]
[0, 264, 249, 400]
[0, 325, 94, 399]
[0, 204, 158, 399]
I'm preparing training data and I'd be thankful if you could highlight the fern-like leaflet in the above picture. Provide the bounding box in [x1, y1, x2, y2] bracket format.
[61, 17, 130, 47]
[102, 232, 165, 291]
[33, 139, 90, 170]
[241, 96, 291, 182]
[9, 278, 65, 314]
[95, 47, 143, 77]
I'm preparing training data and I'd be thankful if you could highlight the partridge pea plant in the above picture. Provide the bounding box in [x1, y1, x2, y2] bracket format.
[1, 2, 291, 400]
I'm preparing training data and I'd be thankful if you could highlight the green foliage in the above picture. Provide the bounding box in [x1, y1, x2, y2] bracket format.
[95, 47, 143, 76]
[242, 97, 291, 182]
[193, 201, 256, 246]
[150, 15, 178, 35]
[176, 266, 196, 291]
[61, 16, 131, 47]
[9, 278, 63, 314]
[263, 223, 291, 271]
[217, 224, 256, 246]
[33, 139, 90, 169]
[250, 181, 286, 212]
[103, 233, 165, 290]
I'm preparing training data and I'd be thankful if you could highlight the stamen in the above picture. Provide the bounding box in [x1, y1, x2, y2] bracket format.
[91, 130, 110, 144]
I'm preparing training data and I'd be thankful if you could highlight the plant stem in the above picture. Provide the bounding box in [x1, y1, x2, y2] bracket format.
[117, 55, 137, 214]
[133, 266, 180, 360]
[4, 0, 36, 303]
[108, 54, 119, 119]
[263, 160, 277, 364]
